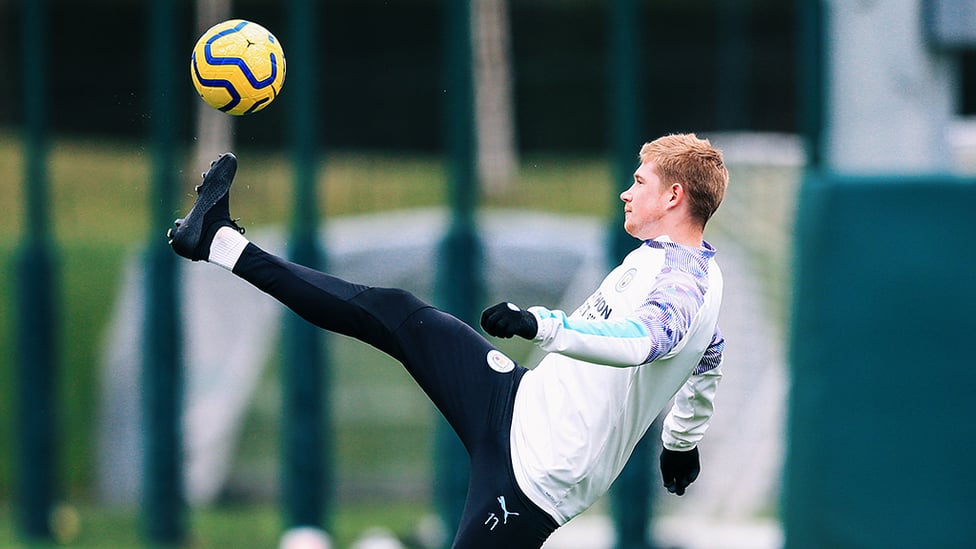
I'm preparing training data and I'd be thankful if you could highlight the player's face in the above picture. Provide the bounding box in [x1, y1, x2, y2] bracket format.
[620, 161, 673, 240]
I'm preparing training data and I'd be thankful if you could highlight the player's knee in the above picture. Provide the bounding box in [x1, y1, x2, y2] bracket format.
[353, 287, 430, 327]
[372, 287, 426, 308]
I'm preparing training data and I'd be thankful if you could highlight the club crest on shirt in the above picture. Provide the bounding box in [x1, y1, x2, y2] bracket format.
[615, 268, 638, 292]
[486, 350, 515, 373]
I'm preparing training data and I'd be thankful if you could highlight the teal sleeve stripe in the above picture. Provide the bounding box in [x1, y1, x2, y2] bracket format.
[537, 309, 650, 339]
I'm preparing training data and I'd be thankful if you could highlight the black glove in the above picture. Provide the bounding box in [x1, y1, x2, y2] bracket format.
[660, 446, 700, 496]
[480, 302, 538, 339]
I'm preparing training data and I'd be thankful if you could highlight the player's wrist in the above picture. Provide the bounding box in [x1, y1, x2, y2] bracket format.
[661, 439, 697, 452]
[526, 307, 552, 341]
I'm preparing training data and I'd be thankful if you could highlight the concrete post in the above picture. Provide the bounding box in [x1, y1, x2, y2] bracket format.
[826, 0, 957, 173]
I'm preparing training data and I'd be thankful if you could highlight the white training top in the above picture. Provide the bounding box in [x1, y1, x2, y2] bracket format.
[510, 237, 725, 525]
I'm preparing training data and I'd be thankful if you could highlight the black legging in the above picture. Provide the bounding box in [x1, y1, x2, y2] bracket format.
[232, 243, 558, 548]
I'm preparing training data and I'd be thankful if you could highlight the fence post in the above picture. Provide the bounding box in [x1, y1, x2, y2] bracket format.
[796, 0, 825, 170]
[282, 0, 332, 533]
[607, 0, 655, 547]
[142, 0, 184, 543]
[717, 0, 752, 130]
[435, 0, 481, 543]
[15, 0, 58, 540]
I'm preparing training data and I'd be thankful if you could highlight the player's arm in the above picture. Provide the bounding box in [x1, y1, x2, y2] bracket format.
[526, 306, 662, 367]
[486, 272, 703, 367]
[481, 300, 676, 366]
[660, 328, 724, 495]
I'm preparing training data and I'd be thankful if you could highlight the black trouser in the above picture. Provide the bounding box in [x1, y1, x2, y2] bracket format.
[233, 243, 558, 548]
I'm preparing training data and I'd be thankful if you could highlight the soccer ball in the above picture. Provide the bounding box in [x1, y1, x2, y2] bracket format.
[190, 19, 286, 116]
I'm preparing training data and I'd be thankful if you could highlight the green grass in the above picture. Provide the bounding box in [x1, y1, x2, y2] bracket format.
[0, 499, 432, 548]
[0, 132, 615, 243]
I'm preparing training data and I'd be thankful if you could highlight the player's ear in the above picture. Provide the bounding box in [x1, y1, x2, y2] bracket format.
[668, 183, 684, 205]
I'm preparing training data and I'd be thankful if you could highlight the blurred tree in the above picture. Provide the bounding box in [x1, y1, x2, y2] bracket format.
[194, 0, 234, 172]
[474, 0, 518, 195]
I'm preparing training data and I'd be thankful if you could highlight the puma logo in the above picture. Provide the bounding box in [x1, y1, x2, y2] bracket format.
[484, 495, 520, 531]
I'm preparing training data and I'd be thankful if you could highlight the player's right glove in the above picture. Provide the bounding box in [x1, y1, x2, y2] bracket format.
[480, 302, 538, 340]
[660, 446, 700, 496]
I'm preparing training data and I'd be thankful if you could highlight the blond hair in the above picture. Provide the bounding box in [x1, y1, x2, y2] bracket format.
[639, 133, 729, 226]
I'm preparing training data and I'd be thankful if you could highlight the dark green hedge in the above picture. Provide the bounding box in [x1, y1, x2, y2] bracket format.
[0, 0, 798, 152]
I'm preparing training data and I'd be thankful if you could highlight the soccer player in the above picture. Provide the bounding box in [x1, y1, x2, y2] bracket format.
[167, 133, 728, 548]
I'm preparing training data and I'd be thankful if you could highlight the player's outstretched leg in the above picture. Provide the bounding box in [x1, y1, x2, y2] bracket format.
[165, 153, 509, 444]
[167, 152, 246, 264]
[165, 152, 429, 360]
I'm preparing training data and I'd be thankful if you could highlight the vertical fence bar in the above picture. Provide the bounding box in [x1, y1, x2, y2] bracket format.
[282, 0, 331, 532]
[143, 0, 183, 543]
[796, 0, 825, 169]
[435, 0, 481, 543]
[607, 0, 654, 547]
[717, 0, 752, 130]
[15, 0, 57, 540]
[607, 0, 642, 266]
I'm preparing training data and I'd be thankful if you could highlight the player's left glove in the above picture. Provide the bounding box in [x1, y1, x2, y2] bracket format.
[480, 302, 538, 340]
[660, 446, 700, 496]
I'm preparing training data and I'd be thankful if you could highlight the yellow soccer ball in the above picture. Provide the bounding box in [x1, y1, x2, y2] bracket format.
[190, 19, 286, 116]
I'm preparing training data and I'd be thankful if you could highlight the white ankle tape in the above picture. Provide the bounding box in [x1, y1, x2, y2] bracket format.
[208, 226, 249, 271]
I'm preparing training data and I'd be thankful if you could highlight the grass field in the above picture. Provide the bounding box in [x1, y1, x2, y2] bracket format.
[0, 500, 434, 548]
[0, 130, 798, 547]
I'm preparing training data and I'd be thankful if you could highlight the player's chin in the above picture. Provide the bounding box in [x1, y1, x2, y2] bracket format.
[622, 221, 640, 239]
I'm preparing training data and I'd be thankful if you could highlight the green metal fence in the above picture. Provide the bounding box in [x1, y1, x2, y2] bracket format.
[15, 0, 58, 541]
[11, 0, 766, 546]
